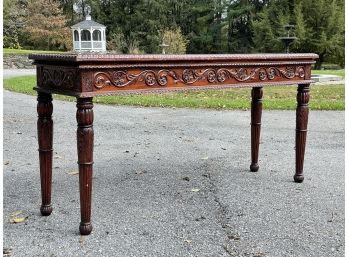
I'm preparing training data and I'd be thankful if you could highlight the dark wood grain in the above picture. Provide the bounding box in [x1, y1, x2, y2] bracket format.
[37, 92, 53, 216]
[294, 84, 310, 182]
[250, 87, 263, 172]
[76, 97, 94, 235]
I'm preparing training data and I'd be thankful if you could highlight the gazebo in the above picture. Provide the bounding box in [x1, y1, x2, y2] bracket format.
[71, 12, 106, 52]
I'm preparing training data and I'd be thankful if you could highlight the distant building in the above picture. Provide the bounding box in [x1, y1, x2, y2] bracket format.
[71, 12, 106, 52]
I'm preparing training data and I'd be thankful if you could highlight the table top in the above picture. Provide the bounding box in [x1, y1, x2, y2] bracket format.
[29, 53, 318, 97]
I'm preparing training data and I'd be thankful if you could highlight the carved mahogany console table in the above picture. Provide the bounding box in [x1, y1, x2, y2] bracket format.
[29, 53, 318, 235]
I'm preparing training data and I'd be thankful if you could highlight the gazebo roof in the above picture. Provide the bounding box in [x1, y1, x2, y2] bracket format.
[71, 16, 106, 29]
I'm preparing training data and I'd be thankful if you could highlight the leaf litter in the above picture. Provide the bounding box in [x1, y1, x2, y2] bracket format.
[9, 211, 28, 224]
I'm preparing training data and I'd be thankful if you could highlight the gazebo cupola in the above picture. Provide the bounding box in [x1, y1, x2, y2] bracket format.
[71, 9, 106, 52]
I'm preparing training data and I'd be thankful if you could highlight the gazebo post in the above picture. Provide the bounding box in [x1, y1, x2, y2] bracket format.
[78, 28, 81, 51]
[91, 28, 94, 50]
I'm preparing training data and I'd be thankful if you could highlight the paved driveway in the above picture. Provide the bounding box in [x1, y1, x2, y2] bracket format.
[3, 90, 344, 257]
[3, 69, 36, 79]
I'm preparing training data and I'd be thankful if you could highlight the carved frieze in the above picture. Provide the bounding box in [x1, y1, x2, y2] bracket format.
[38, 66, 77, 90]
[81, 72, 93, 91]
[92, 66, 306, 90]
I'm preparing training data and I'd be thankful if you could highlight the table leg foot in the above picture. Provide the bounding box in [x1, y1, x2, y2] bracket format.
[37, 92, 53, 216]
[76, 97, 94, 236]
[79, 222, 93, 235]
[293, 174, 304, 183]
[250, 87, 263, 172]
[40, 204, 53, 216]
[250, 163, 259, 172]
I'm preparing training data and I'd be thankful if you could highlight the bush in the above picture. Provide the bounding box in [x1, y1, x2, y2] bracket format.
[160, 28, 189, 54]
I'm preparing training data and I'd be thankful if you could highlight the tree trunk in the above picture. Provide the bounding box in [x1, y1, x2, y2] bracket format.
[314, 54, 324, 70]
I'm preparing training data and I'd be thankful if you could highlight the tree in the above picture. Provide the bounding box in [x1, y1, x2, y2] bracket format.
[252, 0, 290, 53]
[294, 0, 344, 68]
[226, 0, 269, 53]
[24, 0, 71, 50]
[3, 0, 26, 48]
[4, 0, 344, 65]
[107, 28, 127, 53]
[293, 1, 306, 50]
[252, 0, 344, 68]
[252, 10, 279, 52]
[160, 28, 188, 54]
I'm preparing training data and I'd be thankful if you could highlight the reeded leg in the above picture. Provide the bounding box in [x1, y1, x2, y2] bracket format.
[294, 84, 310, 183]
[37, 92, 53, 216]
[250, 87, 263, 172]
[76, 97, 94, 235]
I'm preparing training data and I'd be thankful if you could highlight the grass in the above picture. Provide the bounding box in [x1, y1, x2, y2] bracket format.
[3, 75, 344, 110]
[3, 48, 65, 55]
[312, 69, 345, 77]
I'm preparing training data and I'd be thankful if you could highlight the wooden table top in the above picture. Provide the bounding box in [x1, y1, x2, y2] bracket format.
[29, 53, 318, 97]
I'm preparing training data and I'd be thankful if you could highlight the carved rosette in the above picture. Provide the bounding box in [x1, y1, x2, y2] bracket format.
[91, 66, 306, 90]
[259, 70, 267, 81]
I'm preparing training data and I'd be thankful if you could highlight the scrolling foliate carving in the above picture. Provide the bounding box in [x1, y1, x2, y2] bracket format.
[94, 70, 182, 89]
[93, 66, 306, 90]
[258, 66, 305, 81]
[40, 67, 77, 89]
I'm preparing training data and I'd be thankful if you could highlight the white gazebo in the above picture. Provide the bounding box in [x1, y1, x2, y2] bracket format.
[71, 12, 106, 52]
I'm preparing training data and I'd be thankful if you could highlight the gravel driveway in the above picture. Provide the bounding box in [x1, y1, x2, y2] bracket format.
[3, 90, 344, 257]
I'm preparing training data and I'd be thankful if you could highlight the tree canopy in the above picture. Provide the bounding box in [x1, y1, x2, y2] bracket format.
[4, 0, 344, 68]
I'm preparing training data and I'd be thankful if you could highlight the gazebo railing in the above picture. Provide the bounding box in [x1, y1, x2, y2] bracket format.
[74, 41, 105, 51]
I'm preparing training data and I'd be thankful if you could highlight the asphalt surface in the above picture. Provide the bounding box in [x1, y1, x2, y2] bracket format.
[3, 69, 36, 79]
[3, 90, 344, 257]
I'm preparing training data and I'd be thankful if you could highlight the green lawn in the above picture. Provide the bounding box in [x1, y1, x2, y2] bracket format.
[3, 75, 344, 110]
[3, 48, 65, 55]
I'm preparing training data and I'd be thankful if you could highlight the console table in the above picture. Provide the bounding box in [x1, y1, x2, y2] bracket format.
[29, 53, 318, 235]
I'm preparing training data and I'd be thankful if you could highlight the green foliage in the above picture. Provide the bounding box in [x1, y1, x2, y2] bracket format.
[107, 28, 127, 53]
[3, 0, 26, 49]
[252, 0, 291, 53]
[3, 0, 345, 67]
[293, 2, 306, 49]
[296, 0, 345, 68]
[161, 28, 188, 54]
[252, 10, 278, 52]
[24, 0, 71, 51]
[252, 0, 344, 68]
[227, 1, 254, 53]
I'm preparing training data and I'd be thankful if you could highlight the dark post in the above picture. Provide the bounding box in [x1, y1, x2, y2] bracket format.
[294, 84, 310, 182]
[250, 87, 263, 172]
[76, 97, 94, 235]
[37, 92, 53, 216]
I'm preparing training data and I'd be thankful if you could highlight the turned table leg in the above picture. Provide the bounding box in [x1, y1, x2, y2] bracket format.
[294, 84, 310, 183]
[250, 87, 263, 172]
[37, 92, 53, 216]
[76, 97, 94, 235]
